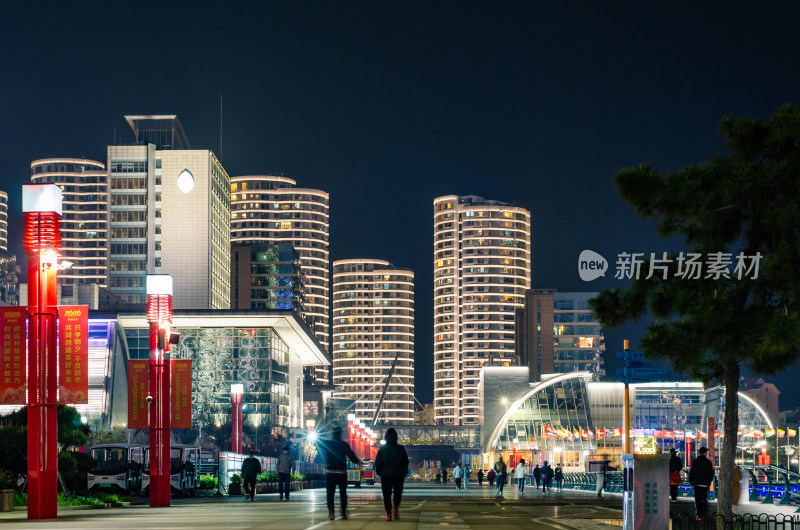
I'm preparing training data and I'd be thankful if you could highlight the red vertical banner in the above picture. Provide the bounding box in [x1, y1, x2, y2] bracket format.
[128, 360, 149, 429]
[170, 359, 192, 429]
[707, 417, 716, 466]
[57, 305, 89, 404]
[0, 308, 27, 404]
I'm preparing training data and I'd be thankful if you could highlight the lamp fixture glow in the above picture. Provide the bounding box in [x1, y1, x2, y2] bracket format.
[147, 275, 174, 296]
[177, 169, 194, 194]
[22, 183, 63, 215]
[231, 383, 244, 395]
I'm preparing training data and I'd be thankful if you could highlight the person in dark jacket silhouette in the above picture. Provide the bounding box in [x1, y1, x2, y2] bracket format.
[533, 464, 542, 489]
[669, 448, 684, 501]
[688, 447, 714, 520]
[317, 425, 361, 521]
[375, 428, 409, 521]
[241, 450, 261, 501]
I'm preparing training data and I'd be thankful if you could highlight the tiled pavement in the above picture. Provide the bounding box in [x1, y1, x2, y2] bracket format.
[0, 484, 625, 529]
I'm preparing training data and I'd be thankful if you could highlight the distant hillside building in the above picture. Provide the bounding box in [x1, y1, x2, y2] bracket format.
[740, 377, 780, 427]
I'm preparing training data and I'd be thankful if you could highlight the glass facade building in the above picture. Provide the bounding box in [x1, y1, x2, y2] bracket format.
[433, 195, 531, 425]
[332, 259, 415, 424]
[230, 175, 330, 385]
[117, 312, 327, 446]
[232, 243, 305, 313]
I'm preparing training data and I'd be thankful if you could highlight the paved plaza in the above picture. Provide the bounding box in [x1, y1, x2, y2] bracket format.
[0, 484, 625, 529]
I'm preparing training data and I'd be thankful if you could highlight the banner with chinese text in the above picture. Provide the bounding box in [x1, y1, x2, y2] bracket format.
[128, 360, 149, 429]
[171, 359, 192, 429]
[58, 306, 89, 404]
[0, 308, 26, 404]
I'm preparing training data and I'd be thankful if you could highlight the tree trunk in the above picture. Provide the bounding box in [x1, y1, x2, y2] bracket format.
[717, 360, 740, 527]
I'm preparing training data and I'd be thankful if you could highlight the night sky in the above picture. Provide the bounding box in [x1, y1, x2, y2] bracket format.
[3, 3, 800, 407]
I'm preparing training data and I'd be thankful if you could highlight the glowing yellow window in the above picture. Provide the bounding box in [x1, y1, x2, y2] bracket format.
[231, 183, 238, 191]
[280, 221, 292, 229]
[503, 211, 514, 218]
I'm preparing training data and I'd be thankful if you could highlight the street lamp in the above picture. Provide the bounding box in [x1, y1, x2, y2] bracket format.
[22, 183, 62, 520]
[231, 383, 244, 454]
[146, 274, 173, 507]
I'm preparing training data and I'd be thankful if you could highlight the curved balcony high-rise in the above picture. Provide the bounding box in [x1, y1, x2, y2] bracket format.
[433, 194, 531, 425]
[30, 158, 108, 289]
[230, 175, 330, 384]
[333, 259, 414, 424]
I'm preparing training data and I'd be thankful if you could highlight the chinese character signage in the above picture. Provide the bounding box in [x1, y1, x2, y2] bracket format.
[0, 308, 26, 404]
[128, 360, 149, 429]
[171, 360, 192, 429]
[707, 417, 716, 465]
[58, 306, 89, 404]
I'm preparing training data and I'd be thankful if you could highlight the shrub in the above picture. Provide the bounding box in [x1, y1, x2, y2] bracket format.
[198, 474, 218, 490]
[0, 469, 17, 489]
[57, 494, 103, 506]
[256, 472, 277, 483]
[230, 474, 243, 484]
[92, 492, 123, 504]
[14, 491, 26, 507]
[290, 472, 305, 481]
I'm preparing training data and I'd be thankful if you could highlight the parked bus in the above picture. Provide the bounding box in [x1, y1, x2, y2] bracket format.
[142, 445, 200, 496]
[361, 459, 376, 485]
[87, 444, 145, 494]
[346, 460, 362, 487]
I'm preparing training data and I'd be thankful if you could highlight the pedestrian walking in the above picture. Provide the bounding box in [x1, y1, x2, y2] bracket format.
[688, 446, 714, 520]
[669, 448, 683, 501]
[514, 459, 528, 494]
[463, 466, 470, 489]
[435, 471, 441, 484]
[375, 427, 409, 521]
[478, 469, 484, 486]
[317, 425, 361, 521]
[554, 464, 563, 492]
[595, 466, 606, 498]
[487, 468, 495, 486]
[241, 450, 262, 502]
[453, 463, 464, 490]
[277, 443, 295, 501]
[533, 463, 542, 489]
[542, 461, 553, 493]
[443, 467, 449, 485]
[494, 456, 508, 495]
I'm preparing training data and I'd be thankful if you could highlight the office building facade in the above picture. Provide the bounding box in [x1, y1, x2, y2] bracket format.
[230, 175, 330, 384]
[332, 259, 415, 424]
[433, 195, 531, 425]
[516, 289, 605, 380]
[231, 243, 305, 313]
[107, 116, 231, 309]
[30, 159, 108, 298]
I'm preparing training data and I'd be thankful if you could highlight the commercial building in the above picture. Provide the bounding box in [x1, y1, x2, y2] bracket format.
[30, 159, 108, 301]
[231, 243, 305, 313]
[515, 289, 605, 380]
[481, 368, 773, 472]
[740, 377, 780, 427]
[118, 311, 328, 445]
[332, 259, 415, 424]
[230, 175, 330, 385]
[433, 194, 531, 425]
[107, 116, 231, 309]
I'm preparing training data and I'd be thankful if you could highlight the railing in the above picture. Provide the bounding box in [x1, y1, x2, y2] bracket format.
[671, 512, 800, 529]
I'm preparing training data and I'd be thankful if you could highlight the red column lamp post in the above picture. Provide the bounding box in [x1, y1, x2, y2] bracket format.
[22, 184, 62, 520]
[146, 275, 173, 507]
[231, 383, 244, 454]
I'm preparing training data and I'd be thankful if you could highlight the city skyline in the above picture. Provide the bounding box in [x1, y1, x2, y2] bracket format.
[3, 3, 800, 407]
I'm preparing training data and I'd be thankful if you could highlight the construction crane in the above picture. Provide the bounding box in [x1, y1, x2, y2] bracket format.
[371, 351, 401, 425]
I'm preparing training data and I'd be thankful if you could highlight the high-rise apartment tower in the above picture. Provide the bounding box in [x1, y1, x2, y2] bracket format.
[433, 194, 531, 425]
[332, 259, 414, 424]
[30, 159, 108, 293]
[230, 175, 330, 385]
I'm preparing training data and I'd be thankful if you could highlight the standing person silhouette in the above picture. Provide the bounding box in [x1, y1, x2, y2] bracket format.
[375, 428, 409, 521]
[317, 425, 361, 521]
[240, 450, 261, 502]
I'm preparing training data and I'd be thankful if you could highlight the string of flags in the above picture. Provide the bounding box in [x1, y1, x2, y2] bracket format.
[532, 425, 797, 440]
